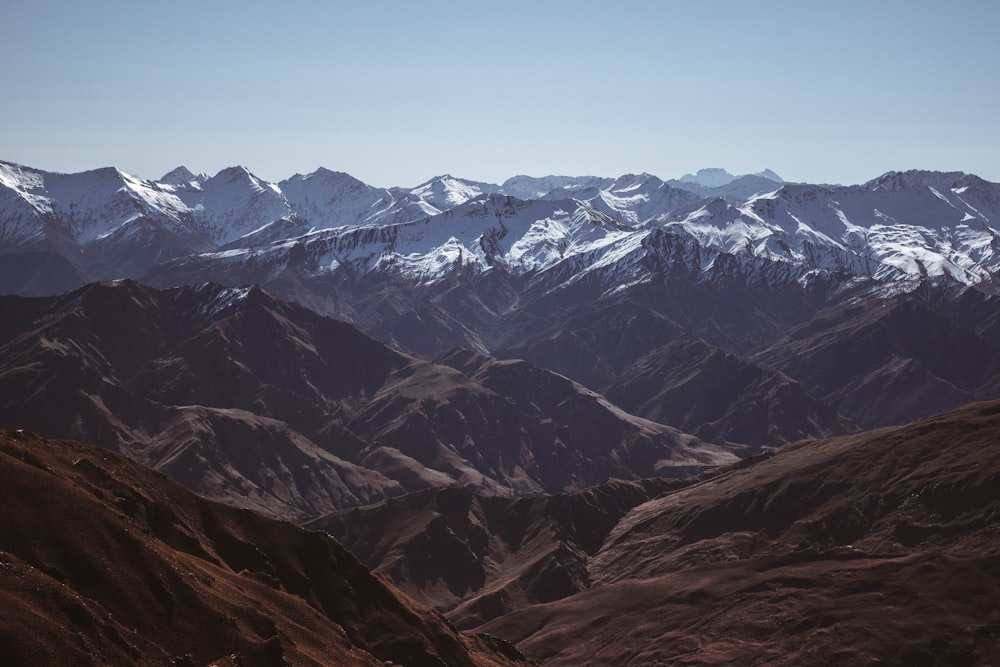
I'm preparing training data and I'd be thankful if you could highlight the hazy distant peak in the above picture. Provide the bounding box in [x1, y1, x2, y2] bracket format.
[678, 168, 784, 188]
[678, 168, 737, 188]
[501, 175, 611, 200]
[282, 167, 362, 185]
[754, 168, 784, 183]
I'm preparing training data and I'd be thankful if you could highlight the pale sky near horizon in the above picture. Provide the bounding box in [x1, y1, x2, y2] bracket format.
[3, 1, 998, 187]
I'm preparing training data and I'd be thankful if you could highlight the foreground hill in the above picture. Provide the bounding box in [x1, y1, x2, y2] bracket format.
[478, 399, 1000, 665]
[0, 280, 735, 518]
[306, 400, 1000, 664]
[305, 478, 685, 629]
[0, 429, 527, 666]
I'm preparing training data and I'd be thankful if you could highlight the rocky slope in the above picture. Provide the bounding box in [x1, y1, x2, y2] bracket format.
[0, 280, 735, 518]
[478, 399, 1000, 665]
[0, 429, 527, 666]
[293, 399, 1000, 664]
[4, 160, 1000, 445]
[305, 478, 685, 629]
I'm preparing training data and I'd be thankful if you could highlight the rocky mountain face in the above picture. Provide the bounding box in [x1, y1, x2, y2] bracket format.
[0, 429, 527, 666]
[482, 400, 1000, 665]
[305, 478, 686, 630]
[318, 400, 1000, 665]
[3, 159, 1000, 665]
[498, 279, 1000, 436]
[5, 160, 998, 445]
[0, 280, 736, 519]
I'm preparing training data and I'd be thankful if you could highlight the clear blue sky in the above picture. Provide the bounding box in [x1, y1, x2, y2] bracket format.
[3, 0, 998, 187]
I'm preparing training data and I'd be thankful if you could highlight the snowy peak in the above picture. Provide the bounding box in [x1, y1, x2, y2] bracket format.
[209, 165, 266, 188]
[282, 167, 365, 187]
[159, 166, 198, 185]
[865, 169, 968, 193]
[678, 168, 739, 188]
[501, 175, 613, 200]
[0, 161, 46, 193]
[406, 174, 500, 210]
[180, 166, 295, 245]
[608, 173, 664, 193]
[279, 168, 394, 229]
[2, 160, 999, 297]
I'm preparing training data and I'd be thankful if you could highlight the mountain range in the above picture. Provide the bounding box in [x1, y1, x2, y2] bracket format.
[0, 428, 527, 666]
[3, 161, 1000, 443]
[311, 398, 1000, 665]
[3, 159, 1000, 664]
[6, 161, 998, 303]
[0, 280, 736, 519]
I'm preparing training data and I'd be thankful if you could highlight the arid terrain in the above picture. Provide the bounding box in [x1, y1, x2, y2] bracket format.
[317, 400, 1000, 664]
[3, 162, 1000, 664]
[0, 281, 735, 519]
[0, 429, 528, 666]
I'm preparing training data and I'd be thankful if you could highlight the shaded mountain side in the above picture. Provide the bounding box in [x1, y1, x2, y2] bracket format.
[363, 271, 525, 356]
[0, 429, 528, 667]
[603, 333, 854, 445]
[482, 551, 1000, 666]
[494, 298, 688, 391]
[304, 478, 684, 630]
[0, 250, 91, 296]
[428, 349, 738, 482]
[0, 281, 408, 517]
[589, 398, 1000, 584]
[221, 265, 1000, 445]
[497, 297, 852, 446]
[0, 356, 402, 517]
[479, 399, 1000, 665]
[752, 287, 1000, 428]
[0, 281, 736, 518]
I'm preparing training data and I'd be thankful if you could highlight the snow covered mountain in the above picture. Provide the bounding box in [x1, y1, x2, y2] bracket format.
[151, 167, 1000, 297]
[3, 159, 1000, 446]
[1, 160, 998, 303]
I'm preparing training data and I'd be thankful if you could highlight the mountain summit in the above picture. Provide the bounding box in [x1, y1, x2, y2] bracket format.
[2, 160, 999, 446]
[677, 167, 783, 188]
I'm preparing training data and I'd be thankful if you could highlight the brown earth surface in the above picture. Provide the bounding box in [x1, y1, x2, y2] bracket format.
[0, 429, 528, 666]
[477, 399, 1000, 664]
[306, 477, 686, 629]
[0, 280, 737, 518]
[310, 400, 1000, 665]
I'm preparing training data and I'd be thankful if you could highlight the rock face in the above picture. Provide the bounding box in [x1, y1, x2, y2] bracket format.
[0, 429, 528, 666]
[749, 287, 1000, 429]
[299, 400, 1000, 664]
[497, 299, 857, 446]
[3, 159, 1000, 665]
[501, 281, 1000, 436]
[4, 161, 1000, 447]
[0, 280, 736, 518]
[304, 478, 685, 629]
[307, 401, 1000, 665]
[476, 399, 1000, 665]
